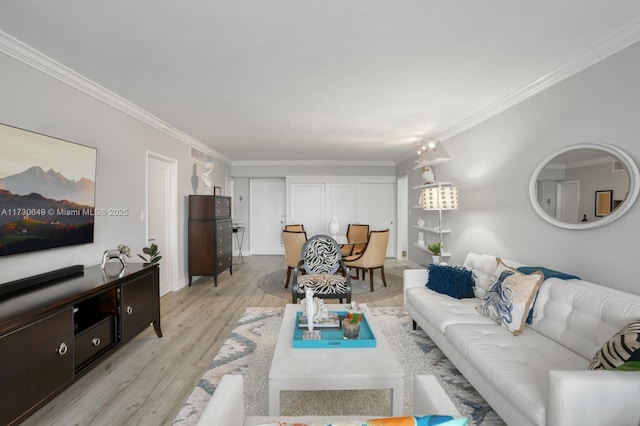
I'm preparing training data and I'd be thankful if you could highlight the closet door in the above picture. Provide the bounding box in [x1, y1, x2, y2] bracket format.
[326, 183, 358, 237]
[250, 179, 285, 254]
[290, 183, 324, 237]
[361, 183, 396, 257]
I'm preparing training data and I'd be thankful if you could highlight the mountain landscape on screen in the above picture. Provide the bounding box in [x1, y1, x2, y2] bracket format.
[0, 166, 95, 256]
[0, 166, 95, 206]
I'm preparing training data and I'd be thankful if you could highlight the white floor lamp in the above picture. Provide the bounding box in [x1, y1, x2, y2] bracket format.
[422, 185, 459, 261]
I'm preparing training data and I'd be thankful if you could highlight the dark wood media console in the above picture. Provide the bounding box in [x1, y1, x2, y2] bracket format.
[0, 263, 162, 426]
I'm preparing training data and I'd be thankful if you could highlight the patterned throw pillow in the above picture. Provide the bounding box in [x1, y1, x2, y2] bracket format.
[476, 270, 515, 323]
[492, 258, 518, 283]
[476, 269, 544, 335]
[589, 319, 640, 370]
[498, 271, 544, 335]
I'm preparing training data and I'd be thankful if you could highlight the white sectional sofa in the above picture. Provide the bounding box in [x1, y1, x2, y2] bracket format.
[403, 252, 640, 426]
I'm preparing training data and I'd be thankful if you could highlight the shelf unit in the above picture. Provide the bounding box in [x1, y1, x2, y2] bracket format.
[412, 224, 452, 234]
[412, 243, 451, 258]
[412, 181, 452, 189]
[412, 157, 454, 263]
[413, 157, 451, 169]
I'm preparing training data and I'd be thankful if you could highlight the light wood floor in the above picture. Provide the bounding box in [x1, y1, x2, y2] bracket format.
[23, 255, 407, 426]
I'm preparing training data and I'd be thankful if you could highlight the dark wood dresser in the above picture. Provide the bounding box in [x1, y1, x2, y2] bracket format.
[188, 195, 233, 286]
[0, 263, 161, 426]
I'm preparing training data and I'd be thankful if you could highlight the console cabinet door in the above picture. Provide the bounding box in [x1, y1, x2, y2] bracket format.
[0, 308, 74, 426]
[120, 272, 155, 342]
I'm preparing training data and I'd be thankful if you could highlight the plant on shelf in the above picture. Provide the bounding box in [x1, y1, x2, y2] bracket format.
[428, 242, 442, 264]
[138, 242, 162, 264]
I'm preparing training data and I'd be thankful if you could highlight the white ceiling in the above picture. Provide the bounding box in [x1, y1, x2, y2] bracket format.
[1, 1, 640, 163]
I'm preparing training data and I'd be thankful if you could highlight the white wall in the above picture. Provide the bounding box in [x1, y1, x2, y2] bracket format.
[0, 51, 230, 286]
[402, 40, 640, 295]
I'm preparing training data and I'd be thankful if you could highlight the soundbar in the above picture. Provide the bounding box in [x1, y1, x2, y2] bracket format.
[0, 264, 84, 297]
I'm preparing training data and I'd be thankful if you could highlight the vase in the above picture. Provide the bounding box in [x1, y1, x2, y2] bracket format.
[328, 216, 339, 238]
[432, 255, 440, 264]
[342, 319, 361, 339]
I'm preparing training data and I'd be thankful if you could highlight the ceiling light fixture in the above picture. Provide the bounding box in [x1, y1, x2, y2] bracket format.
[416, 137, 451, 166]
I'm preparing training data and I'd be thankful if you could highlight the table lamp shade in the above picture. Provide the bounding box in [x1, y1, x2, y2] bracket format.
[422, 187, 459, 210]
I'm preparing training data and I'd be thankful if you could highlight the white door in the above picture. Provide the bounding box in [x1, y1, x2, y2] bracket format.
[250, 179, 285, 254]
[290, 183, 325, 237]
[361, 183, 396, 257]
[556, 180, 580, 223]
[326, 183, 358, 237]
[147, 155, 175, 296]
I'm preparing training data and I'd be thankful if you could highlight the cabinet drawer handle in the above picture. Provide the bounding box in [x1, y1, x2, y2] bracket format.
[126, 306, 133, 315]
[57, 342, 68, 355]
[92, 337, 101, 347]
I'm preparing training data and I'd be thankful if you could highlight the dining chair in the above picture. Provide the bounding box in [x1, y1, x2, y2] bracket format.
[343, 229, 389, 292]
[282, 230, 307, 288]
[340, 224, 369, 257]
[292, 234, 351, 304]
[284, 224, 305, 232]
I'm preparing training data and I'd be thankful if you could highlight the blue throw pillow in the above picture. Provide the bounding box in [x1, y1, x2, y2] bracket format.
[426, 264, 474, 299]
[517, 266, 580, 324]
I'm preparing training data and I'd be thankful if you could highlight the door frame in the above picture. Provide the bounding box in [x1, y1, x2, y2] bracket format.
[146, 151, 179, 292]
[396, 175, 408, 260]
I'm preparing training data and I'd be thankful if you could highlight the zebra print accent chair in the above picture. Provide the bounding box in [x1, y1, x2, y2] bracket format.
[292, 234, 351, 304]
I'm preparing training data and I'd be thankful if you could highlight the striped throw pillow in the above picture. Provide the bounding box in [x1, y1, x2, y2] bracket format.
[589, 319, 640, 370]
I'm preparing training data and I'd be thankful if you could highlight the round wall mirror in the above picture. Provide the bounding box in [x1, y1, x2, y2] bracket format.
[529, 143, 640, 229]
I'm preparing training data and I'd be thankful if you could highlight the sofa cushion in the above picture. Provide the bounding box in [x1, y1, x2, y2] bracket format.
[405, 287, 497, 333]
[499, 271, 544, 335]
[445, 323, 589, 426]
[516, 266, 580, 325]
[463, 254, 498, 300]
[530, 278, 640, 360]
[426, 264, 474, 299]
[589, 319, 640, 370]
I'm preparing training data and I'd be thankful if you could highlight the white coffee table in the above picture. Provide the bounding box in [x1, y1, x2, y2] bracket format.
[268, 303, 404, 416]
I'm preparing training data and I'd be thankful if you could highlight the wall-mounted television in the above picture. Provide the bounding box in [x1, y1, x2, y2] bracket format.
[0, 123, 97, 257]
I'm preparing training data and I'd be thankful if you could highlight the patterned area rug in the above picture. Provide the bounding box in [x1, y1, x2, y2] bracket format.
[257, 270, 403, 303]
[173, 307, 505, 426]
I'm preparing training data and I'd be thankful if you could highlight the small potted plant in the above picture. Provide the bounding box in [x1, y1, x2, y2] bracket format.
[138, 242, 162, 265]
[427, 242, 441, 264]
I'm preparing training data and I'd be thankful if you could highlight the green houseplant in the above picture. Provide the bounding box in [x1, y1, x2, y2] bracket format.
[138, 242, 162, 264]
[427, 242, 441, 264]
[427, 242, 441, 256]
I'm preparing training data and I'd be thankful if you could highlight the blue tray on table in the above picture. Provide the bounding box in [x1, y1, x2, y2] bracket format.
[292, 311, 376, 348]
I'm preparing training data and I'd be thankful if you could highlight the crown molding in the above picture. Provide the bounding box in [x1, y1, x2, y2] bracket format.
[437, 20, 640, 143]
[0, 30, 231, 164]
[231, 160, 396, 167]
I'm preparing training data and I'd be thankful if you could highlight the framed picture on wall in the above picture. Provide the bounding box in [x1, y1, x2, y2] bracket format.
[595, 190, 613, 217]
[214, 186, 221, 196]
